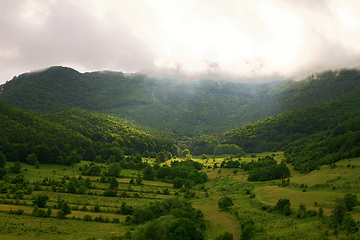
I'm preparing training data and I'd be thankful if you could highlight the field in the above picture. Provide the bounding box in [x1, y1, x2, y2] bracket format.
[1, 154, 360, 239]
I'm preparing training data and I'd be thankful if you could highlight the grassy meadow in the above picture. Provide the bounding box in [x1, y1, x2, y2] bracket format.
[1, 153, 360, 239]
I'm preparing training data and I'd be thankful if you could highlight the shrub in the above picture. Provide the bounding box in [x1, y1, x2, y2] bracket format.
[261, 205, 268, 211]
[33, 194, 49, 208]
[218, 196, 234, 210]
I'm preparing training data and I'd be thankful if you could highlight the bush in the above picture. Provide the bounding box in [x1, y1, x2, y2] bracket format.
[218, 196, 234, 210]
[83, 215, 92, 221]
[261, 205, 268, 211]
[33, 194, 49, 208]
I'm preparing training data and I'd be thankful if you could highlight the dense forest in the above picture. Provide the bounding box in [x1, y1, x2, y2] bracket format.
[1, 66, 360, 137]
[0, 102, 176, 168]
[2, 66, 360, 174]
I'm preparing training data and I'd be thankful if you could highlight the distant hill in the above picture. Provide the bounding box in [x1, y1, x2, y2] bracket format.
[221, 91, 360, 173]
[1, 66, 360, 137]
[0, 102, 176, 165]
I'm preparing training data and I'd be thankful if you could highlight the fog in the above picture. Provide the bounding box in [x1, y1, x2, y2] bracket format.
[1, 0, 360, 84]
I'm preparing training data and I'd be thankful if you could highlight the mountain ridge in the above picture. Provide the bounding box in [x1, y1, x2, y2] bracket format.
[1, 66, 360, 137]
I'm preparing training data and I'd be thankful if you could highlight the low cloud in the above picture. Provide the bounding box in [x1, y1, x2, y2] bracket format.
[1, 0, 360, 83]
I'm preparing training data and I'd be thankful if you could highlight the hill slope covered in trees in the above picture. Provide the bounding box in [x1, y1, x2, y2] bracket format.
[223, 91, 360, 173]
[1, 66, 360, 137]
[0, 102, 176, 166]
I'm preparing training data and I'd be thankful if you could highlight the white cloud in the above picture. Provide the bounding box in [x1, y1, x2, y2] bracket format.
[0, 0, 360, 83]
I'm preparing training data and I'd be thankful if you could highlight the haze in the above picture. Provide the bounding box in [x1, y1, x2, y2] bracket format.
[1, 0, 360, 84]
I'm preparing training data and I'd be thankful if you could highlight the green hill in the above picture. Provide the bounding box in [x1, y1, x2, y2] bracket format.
[224, 91, 360, 173]
[2, 66, 360, 137]
[0, 102, 176, 166]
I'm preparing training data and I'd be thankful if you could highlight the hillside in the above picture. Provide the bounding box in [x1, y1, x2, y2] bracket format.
[1, 66, 360, 137]
[222, 91, 360, 173]
[0, 102, 176, 166]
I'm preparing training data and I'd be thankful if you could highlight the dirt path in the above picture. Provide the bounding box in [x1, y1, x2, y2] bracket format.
[213, 195, 239, 240]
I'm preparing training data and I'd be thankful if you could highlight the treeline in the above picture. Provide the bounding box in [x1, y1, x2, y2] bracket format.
[0, 102, 176, 167]
[241, 156, 290, 181]
[156, 160, 208, 187]
[226, 90, 360, 153]
[286, 112, 360, 173]
[215, 155, 290, 181]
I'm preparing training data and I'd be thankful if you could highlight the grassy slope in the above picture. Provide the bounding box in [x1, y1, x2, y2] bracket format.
[3, 153, 359, 239]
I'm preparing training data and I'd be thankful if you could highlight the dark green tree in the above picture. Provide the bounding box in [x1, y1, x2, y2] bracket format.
[331, 199, 347, 226]
[143, 165, 155, 180]
[169, 218, 204, 240]
[275, 198, 290, 212]
[0, 151, 6, 168]
[57, 200, 71, 218]
[218, 196, 234, 211]
[106, 162, 121, 177]
[26, 153, 37, 165]
[343, 216, 359, 233]
[32, 194, 49, 208]
[10, 161, 22, 174]
[240, 219, 256, 240]
[109, 177, 119, 189]
[215, 232, 233, 240]
[173, 177, 183, 189]
[344, 193, 358, 211]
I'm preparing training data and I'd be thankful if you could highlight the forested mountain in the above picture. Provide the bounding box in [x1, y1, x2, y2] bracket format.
[1, 66, 360, 137]
[223, 91, 360, 173]
[0, 102, 176, 166]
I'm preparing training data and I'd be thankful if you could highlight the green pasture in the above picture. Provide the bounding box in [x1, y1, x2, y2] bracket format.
[1, 153, 360, 239]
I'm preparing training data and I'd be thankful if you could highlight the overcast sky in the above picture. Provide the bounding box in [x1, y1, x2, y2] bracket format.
[1, 0, 360, 84]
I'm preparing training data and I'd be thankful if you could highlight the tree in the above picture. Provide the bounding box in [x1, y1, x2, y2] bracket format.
[233, 169, 239, 175]
[106, 162, 121, 177]
[331, 199, 347, 226]
[275, 198, 290, 212]
[132, 216, 175, 240]
[182, 149, 190, 157]
[0, 151, 6, 168]
[143, 165, 155, 180]
[9, 161, 21, 174]
[26, 153, 37, 165]
[84, 177, 92, 188]
[318, 207, 323, 218]
[0, 167, 7, 180]
[136, 176, 143, 185]
[240, 219, 256, 240]
[173, 177, 183, 189]
[283, 204, 291, 216]
[215, 232, 233, 240]
[109, 177, 119, 189]
[67, 181, 77, 194]
[344, 193, 358, 211]
[128, 177, 134, 184]
[33, 194, 49, 208]
[57, 200, 71, 218]
[343, 216, 359, 233]
[169, 218, 204, 240]
[218, 196, 234, 211]
[156, 151, 167, 162]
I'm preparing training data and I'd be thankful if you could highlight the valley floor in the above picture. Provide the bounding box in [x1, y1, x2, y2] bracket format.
[1, 154, 360, 239]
